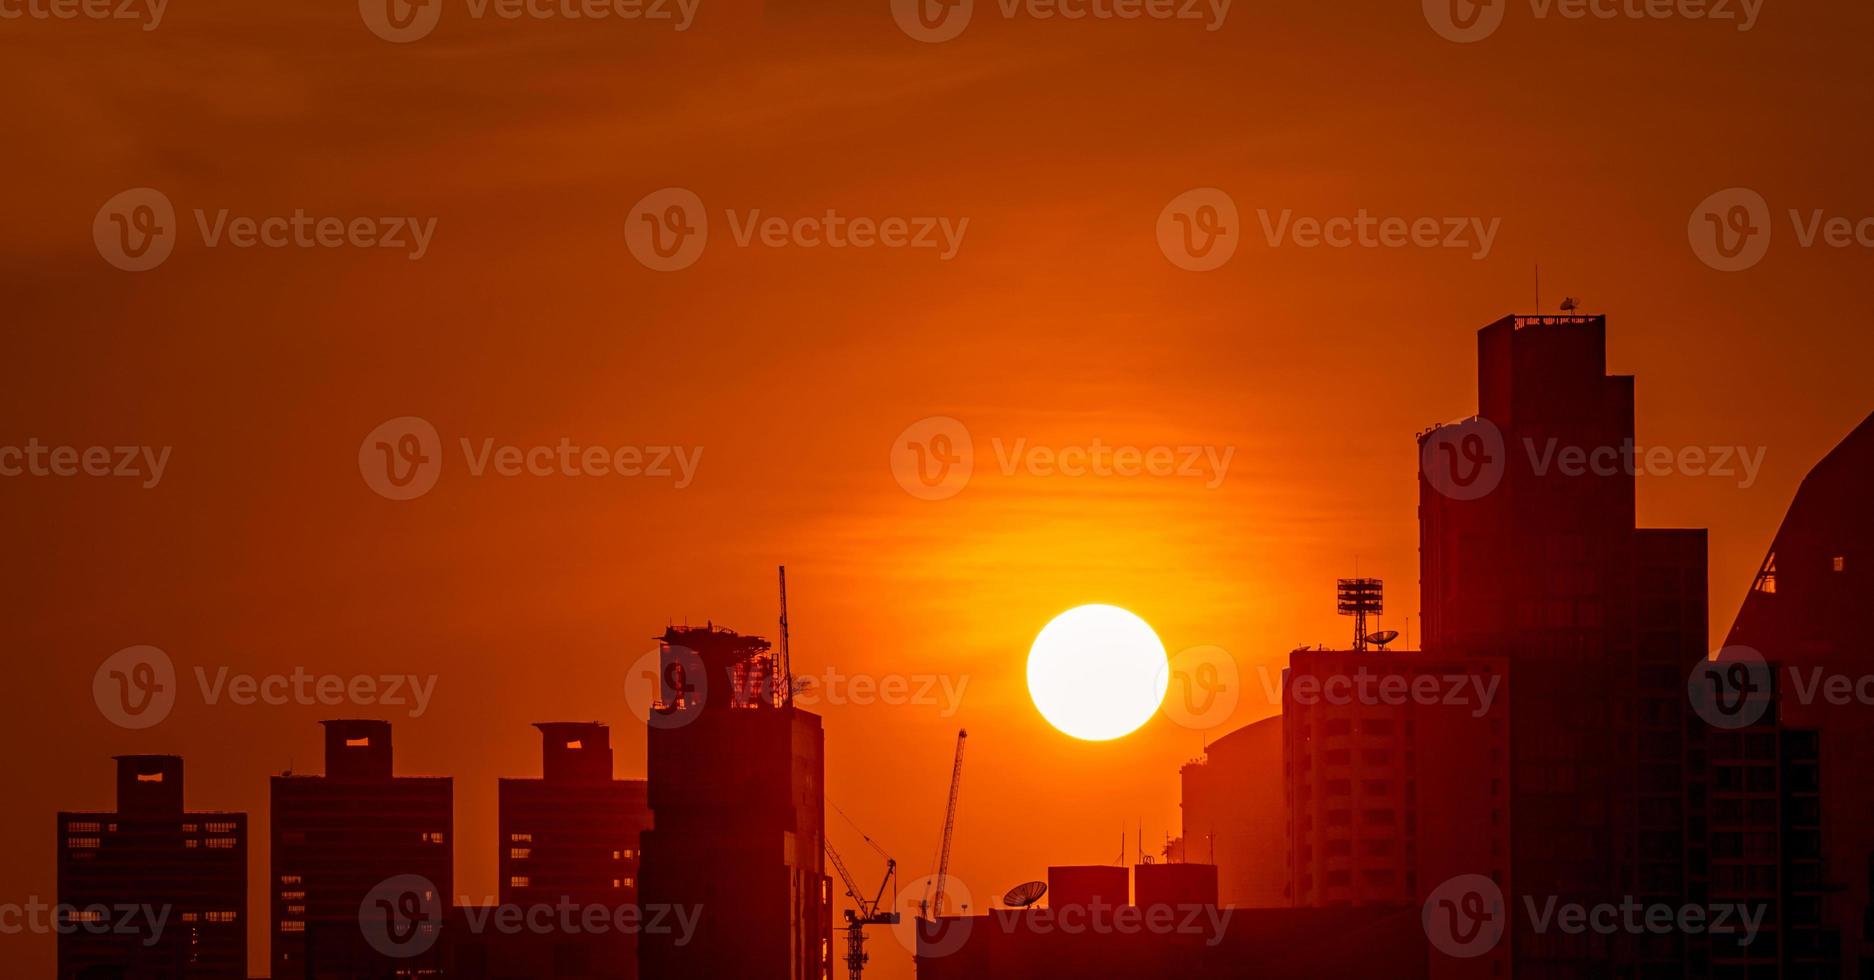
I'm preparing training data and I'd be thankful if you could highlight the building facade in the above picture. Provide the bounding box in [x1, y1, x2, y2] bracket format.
[637, 625, 832, 980]
[464, 721, 652, 980]
[1178, 716, 1285, 908]
[270, 720, 453, 980]
[57, 755, 246, 980]
[1418, 314, 1710, 976]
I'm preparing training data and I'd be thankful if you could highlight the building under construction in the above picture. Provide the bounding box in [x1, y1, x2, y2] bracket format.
[637, 624, 832, 980]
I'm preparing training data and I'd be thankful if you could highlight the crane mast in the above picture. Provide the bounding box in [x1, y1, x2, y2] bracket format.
[777, 565, 792, 707]
[930, 729, 968, 919]
[824, 836, 897, 980]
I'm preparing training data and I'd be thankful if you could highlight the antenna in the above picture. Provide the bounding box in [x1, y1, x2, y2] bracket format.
[1337, 578, 1384, 651]
[1003, 881, 1047, 909]
[1534, 263, 1540, 312]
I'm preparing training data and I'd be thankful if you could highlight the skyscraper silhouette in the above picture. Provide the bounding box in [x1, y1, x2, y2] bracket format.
[1418, 314, 1707, 973]
[271, 720, 452, 979]
[479, 722, 652, 979]
[636, 625, 832, 980]
[1725, 411, 1874, 972]
[57, 756, 246, 979]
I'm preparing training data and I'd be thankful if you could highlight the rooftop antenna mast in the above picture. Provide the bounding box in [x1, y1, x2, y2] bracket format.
[1337, 577, 1385, 652]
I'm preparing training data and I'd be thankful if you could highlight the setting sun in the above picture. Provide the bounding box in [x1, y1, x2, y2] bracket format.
[1027, 604, 1169, 741]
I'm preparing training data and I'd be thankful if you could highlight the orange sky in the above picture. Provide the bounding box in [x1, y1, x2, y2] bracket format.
[5, 1, 1874, 976]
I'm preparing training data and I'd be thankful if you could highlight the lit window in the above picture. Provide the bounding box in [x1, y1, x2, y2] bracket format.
[510, 876, 531, 888]
[69, 910, 105, 923]
[67, 837, 100, 850]
[183, 824, 199, 833]
[510, 848, 531, 860]
[281, 891, 304, 901]
[421, 832, 446, 844]
[182, 913, 200, 923]
[67, 822, 101, 833]
[510, 833, 533, 843]
[1834, 556, 1847, 572]
[281, 922, 305, 933]
[206, 821, 237, 834]
[206, 911, 237, 923]
[208, 838, 237, 849]
[280, 876, 302, 885]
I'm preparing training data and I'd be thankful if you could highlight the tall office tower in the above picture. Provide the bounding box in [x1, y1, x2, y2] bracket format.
[1418, 314, 1707, 975]
[1282, 648, 1510, 978]
[271, 720, 452, 980]
[492, 722, 652, 979]
[56, 756, 247, 979]
[1727, 411, 1874, 972]
[637, 625, 832, 980]
[1179, 716, 1286, 908]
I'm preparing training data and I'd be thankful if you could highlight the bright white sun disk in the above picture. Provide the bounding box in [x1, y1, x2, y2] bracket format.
[1027, 604, 1169, 741]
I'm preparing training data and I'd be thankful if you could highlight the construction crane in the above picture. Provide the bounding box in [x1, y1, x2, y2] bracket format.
[923, 729, 968, 920]
[824, 821, 897, 980]
[777, 565, 793, 706]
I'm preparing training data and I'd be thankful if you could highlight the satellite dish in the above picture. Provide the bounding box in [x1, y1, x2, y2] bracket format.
[1560, 297, 1579, 312]
[1369, 630, 1400, 648]
[1002, 881, 1047, 909]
